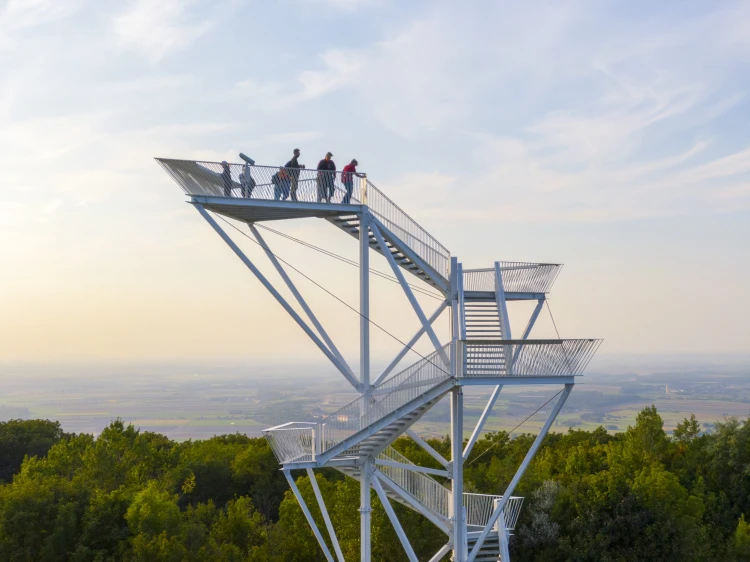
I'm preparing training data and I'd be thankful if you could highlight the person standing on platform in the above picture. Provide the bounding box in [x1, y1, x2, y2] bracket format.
[341, 159, 365, 204]
[221, 161, 233, 197]
[239, 163, 255, 198]
[272, 167, 291, 201]
[285, 148, 305, 201]
[316, 152, 336, 203]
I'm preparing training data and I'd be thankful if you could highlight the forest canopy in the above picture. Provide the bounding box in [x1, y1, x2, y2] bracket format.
[0, 407, 749, 561]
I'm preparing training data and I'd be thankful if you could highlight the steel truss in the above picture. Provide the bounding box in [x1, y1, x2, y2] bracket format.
[192, 202, 585, 562]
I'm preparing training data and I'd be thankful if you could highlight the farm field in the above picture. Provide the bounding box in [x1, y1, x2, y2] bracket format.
[0, 357, 747, 440]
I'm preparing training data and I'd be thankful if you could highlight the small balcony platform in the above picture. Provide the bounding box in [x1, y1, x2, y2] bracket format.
[463, 264, 562, 301]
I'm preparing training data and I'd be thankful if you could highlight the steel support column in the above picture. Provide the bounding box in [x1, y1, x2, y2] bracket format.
[451, 387, 466, 561]
[359, 209, 372, 562]
[360, 458, 372, 562]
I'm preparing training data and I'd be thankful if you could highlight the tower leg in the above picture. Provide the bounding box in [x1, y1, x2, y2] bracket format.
[360, 458, 372, 562]
[360, 210, 371, 562]
[499, 513, 511, 562]
[451, 387, 466, 561]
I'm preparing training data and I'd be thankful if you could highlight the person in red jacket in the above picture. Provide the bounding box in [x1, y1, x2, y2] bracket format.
[341, 159, 365, 204]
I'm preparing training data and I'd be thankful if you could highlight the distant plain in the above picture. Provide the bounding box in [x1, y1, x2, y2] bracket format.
[1, 355, 748, 439]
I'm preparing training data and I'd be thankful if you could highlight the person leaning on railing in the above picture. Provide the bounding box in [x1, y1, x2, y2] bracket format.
[284, 148, 305, 201]
[316, 152, 336, 203]
[341, 159, 366, 204]
[221, 161, 232, 197]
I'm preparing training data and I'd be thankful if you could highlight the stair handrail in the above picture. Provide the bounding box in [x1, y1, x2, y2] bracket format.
[264, 345, 452, 464]
[364, 179, 451, 280]
[377, 447, 524, 529]
[157, 158, 451, 281]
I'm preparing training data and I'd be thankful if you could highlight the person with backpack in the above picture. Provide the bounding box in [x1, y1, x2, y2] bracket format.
[341, 159, 365, 204]
[285, 148, 305, 201]
[271, 167, 291, 201]
[316, 152, 336, 203]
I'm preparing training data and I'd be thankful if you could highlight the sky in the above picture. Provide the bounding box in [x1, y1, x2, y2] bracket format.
[1, 0, 749, 368]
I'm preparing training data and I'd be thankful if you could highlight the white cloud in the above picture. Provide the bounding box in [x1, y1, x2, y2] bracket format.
[0, 0, 82, 34]
[269, 131, 323, 143]
[301, 0, 377, 12]
[295, 49, 364, 100]
[113, 0, 213, 63]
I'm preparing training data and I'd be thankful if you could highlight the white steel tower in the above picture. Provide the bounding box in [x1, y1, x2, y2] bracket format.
[158, 158, 601, 562]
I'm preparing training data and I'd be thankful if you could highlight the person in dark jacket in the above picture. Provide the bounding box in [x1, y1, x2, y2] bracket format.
[341, 159, 365, 204]
[285, 148, 305, 201]
[271, 167, 291, 201]
[221, 161, 233, 197]
[316, 152, 336, 203]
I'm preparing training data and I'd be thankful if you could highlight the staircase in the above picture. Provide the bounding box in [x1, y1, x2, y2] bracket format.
[336, 446, 523, 540]
[328, 213, 448, 293]
[264, 345, 454, 466]
[467, 533, 505, 561]
[463, 298, 504, 339]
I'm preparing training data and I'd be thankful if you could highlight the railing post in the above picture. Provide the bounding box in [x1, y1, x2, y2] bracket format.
[311, 426, 317, 461]
[314, 423, 323, 459]
[360, 178, 368, 205]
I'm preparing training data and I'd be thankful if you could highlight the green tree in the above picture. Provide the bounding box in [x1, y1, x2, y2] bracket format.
[0, 419, 67, 481]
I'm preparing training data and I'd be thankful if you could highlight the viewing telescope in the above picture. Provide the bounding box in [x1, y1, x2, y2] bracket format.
[239, 153, 255, 166]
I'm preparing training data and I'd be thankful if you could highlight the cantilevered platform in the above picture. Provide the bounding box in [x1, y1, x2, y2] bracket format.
[191, 194, 363, 223]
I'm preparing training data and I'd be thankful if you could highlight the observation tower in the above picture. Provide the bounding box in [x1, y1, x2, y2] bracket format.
[157, 157, 601, 562]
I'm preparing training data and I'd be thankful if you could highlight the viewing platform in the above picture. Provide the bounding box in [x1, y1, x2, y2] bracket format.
[157, 158, 451, 292]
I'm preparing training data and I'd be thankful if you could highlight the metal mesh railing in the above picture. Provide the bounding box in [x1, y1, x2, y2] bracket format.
[156, 158, 451, 283]
[378, 447, 523, 530]
[262, 422, 317, 465]
[460, 339, 601, 377]
[156, 159, 366, 204]
[321, 344, 451, 454]
[465, 493, 524, 530]
[377, 446, 450, 518]
[263, 345, 452, 464]
[463, 263, 562, 294]
[366, 182, 451, 280]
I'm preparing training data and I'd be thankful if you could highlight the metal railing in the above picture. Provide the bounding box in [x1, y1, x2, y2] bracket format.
[463, 262, 562, 294]
[366, 181, 451, 280]
[263, 422, 318, 465]
[465, 493, 524, 531]
[378, 447, 523, 530]
[156, 158, 366, 204]
[459, 339, 601, 377]
[156, 158, 451, 282]
[377, 446, 450, 518]
[321, 344, 451, 455]
[264, 345, 452, 464]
